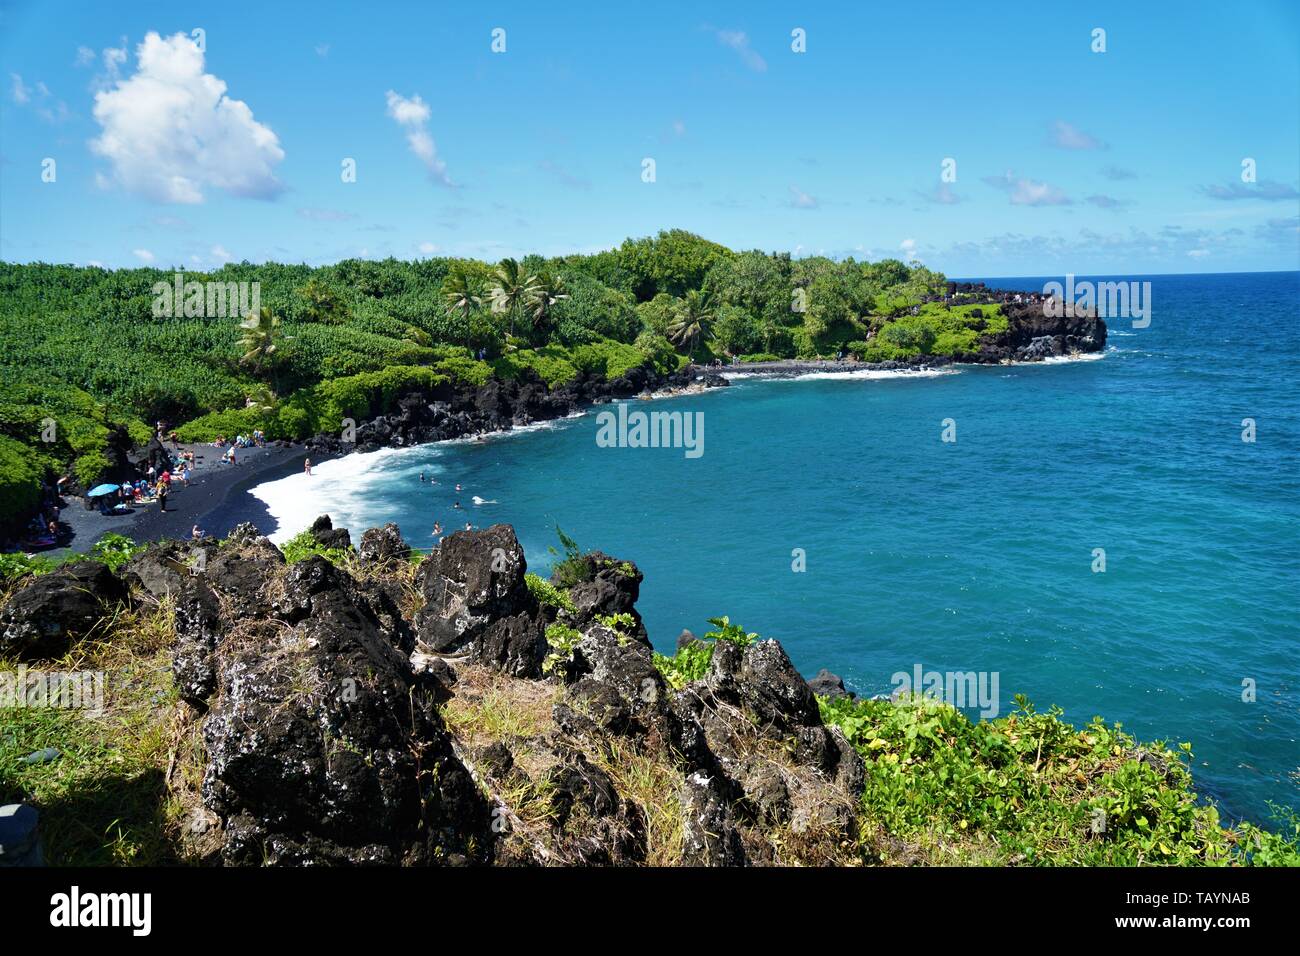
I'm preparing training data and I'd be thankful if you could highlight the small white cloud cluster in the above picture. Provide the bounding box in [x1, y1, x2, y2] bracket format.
[386, 90, 454, 187]
[91, 32, 285, 204]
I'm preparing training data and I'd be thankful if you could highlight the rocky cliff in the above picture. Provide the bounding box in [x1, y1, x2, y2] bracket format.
[1, 519, 862, 866]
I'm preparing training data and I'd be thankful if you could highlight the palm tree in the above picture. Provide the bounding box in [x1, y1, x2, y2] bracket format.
[526, 271, 569, 343]
[443, 270, 488, 354]
[667, 290, 714, 360]
[238, 307, 290, 389]
[488, 258, 539, 344]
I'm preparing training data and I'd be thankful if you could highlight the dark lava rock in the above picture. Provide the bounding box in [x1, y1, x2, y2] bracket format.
[0, 561, 130, 660]
[358, 523, 411, 566]
[737, 760, 791, 825]
[200, 567, 489, 865]
[172, 577, 225, 707]
[807, 668, 853, 700]
[707, 639, 821, 731]
[559, 550, 650, 647]
[675, 629, 699, 653]
[308, 514, 351, 551]
[679, 770, 745, 866]
[414, 525, 547, 677]
[124, 540, 204, 599]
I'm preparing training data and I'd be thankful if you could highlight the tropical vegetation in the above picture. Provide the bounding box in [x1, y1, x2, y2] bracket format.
[0, 230, 957, 532]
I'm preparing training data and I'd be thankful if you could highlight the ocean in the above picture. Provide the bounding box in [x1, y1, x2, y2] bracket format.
[250, 271, 1299, 826]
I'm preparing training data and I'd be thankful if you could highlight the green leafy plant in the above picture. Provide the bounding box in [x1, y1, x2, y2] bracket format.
[817, 692, 1300, 866]
[524, 572, 575, 613]
[542, 622, 583, 675]
[279, 528, 352, 565]
[702, 615, 758, 647]
[547, 525, 591, 588]
[653, 640, 714, 690]
[88, 533, 145, 572]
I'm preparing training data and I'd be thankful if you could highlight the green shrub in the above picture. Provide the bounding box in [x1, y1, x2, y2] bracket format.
[175, 406, 271, 443]
[492, 346, 578, 387]
[818, 692, 1300, 866]
[702, 615, 758, 647]
[278, 528, 352, 565]
[88, 532, 144, 572]
[543, 623, 583, 675]
[525, 572, 576, 613]
[547, 525, 591, 588]
[0, 550, 59, 581]
[653, 640, 714, 689]
[0, 435, 42, 533]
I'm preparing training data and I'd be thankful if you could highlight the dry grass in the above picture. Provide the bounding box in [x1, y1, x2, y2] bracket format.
[0, 593, 207, 865]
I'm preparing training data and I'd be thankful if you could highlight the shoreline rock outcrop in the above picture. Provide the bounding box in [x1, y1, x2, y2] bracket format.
[0, 517, 865, 866]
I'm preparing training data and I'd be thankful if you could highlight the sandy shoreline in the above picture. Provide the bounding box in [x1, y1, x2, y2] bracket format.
[49, 442, 318, 556]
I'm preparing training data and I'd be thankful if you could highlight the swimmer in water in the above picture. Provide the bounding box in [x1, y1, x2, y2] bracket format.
[455, 483, 462, 492]
[419, 471, 425, 482]
[453, 501, 461, 509]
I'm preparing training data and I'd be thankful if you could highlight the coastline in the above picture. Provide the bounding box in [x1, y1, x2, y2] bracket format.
[52, 442, 320, 555]
[48, 347, 1107, 554]
[55, 369, 723, 552]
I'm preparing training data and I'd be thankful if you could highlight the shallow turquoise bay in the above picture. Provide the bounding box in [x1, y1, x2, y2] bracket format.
[255, 271, 1299, 825]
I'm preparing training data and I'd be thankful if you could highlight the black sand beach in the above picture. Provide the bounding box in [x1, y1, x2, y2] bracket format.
[51, 442, 316, 555]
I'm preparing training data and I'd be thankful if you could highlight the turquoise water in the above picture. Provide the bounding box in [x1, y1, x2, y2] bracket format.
[255, 271, 1299, 824]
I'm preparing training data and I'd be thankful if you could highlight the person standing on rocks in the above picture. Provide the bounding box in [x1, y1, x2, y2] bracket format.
[156, 478, 168, 513]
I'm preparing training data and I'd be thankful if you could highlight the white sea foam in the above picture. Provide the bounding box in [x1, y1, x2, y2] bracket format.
[1036, 351, 1107, 364]
[250, 445, 425, 544]
[248, 412, 591, 541]
[725, 367, 959, 383]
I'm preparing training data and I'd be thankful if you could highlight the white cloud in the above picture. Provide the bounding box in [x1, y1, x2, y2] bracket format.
[211, 244, 232, 262]
[133, 248, 155, 262]
[901, 238, 920, 260]
[11, 74, 70, 123]
[315, 43, 330, 57]
[385, 90, 453, 186]
[789, 185, 818, 209]
[75, 46, 96, 67]
[982, 170, 1072, 206]
[418, 241, 439, 255]
[297, 207, 357, 222]
[102, 43, 126, 77]
[923, 182, 963, 205]
[1049, 120, 1106, 150]
[1186, 249, 1210, 258]
[90, 32, 285, 204]
[713, 29, 766, 72]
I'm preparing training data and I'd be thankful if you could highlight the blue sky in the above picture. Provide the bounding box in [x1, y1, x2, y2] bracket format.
[1, 0, 1297, 276]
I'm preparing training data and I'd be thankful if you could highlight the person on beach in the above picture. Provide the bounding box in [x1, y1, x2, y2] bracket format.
[156, 479, 168, 513]
[304, 458, 312, 475]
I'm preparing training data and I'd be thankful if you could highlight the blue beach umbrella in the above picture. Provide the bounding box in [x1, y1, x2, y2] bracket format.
[86, 483, 122, 497]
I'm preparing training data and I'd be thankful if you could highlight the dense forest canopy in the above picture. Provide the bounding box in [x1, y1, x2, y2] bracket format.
[0, 229, 957, 530]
